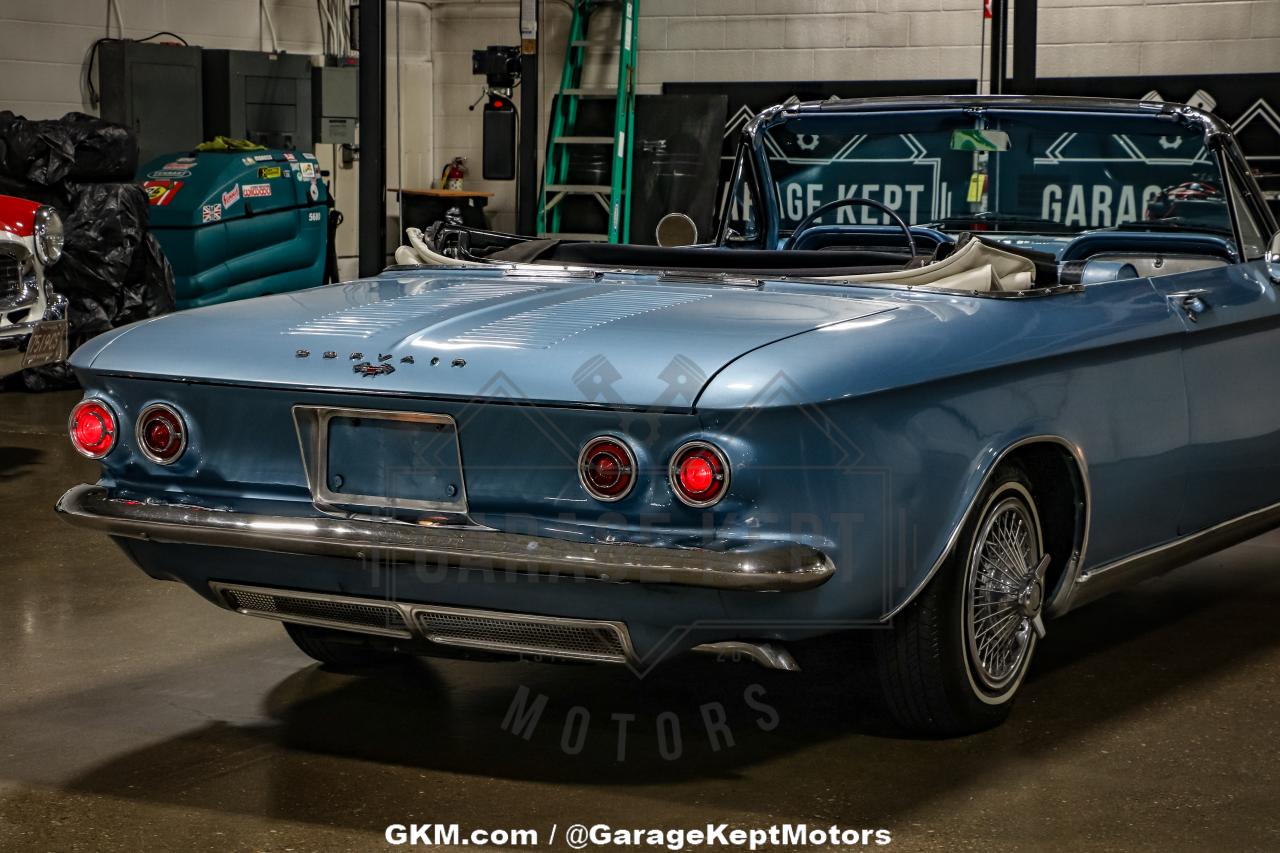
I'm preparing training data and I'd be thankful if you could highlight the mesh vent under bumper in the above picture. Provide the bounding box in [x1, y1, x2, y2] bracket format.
[219, 586, 413, 639]
[210, 583, 632, 663]
[412, 607, 629, 662]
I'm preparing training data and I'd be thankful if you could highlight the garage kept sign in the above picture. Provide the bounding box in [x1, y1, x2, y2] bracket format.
[666, 73, 1280, 228]
[750, 107, 1219, 233]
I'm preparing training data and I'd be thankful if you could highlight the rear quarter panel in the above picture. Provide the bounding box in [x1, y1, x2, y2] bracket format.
[697, 277, 1191, 620]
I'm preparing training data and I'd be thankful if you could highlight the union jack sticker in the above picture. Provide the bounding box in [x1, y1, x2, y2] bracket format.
[202, 204, 222, 223]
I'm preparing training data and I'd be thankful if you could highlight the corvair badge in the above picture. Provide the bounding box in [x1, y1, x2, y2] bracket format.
[353, 361, 395, 377]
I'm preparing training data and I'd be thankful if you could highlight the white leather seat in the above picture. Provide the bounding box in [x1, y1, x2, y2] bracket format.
[822, 235, 1036, 292]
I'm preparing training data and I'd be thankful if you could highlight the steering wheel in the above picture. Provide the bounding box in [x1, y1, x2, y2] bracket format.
[784, 196, 919, 258]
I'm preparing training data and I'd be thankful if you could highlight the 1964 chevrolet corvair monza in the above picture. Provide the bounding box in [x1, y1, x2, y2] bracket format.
[57, 96, 1280, 734]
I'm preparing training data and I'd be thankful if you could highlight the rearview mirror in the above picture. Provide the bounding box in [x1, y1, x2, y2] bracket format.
[1269, 231, 1280, 283]
[656, 213, 698, 248]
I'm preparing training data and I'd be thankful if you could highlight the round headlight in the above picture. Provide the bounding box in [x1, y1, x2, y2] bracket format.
[34, 206, 63, 266]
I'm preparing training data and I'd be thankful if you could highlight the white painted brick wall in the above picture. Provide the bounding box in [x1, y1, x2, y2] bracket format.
[433, 0, 1278, 229]
[4, 0, 1276, 238]
[0, 0, 433, 259]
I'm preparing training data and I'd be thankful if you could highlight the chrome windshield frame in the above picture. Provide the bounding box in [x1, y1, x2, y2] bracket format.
[734, 95, 1234, 251]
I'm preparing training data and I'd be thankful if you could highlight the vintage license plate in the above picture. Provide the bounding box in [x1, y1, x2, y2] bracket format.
[21, 320, 67, 369]
[320, 411, 467, 513]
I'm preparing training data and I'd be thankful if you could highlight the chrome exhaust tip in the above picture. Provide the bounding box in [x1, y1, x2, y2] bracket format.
[692, 641, 800, 671]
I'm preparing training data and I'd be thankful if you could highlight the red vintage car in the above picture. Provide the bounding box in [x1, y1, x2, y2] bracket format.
[0, 194, 67, 378]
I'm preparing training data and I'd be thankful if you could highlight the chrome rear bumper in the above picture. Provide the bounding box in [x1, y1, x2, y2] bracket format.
[56, 484, 836, 591]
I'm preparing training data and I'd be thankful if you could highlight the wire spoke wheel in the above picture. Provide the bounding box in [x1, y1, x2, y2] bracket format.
[965, 491, 1046, 694]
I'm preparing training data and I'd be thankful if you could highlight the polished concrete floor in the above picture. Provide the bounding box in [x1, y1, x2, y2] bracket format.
[2, 389, 1280, 852]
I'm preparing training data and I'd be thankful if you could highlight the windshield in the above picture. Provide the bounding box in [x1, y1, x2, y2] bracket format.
[744, 109, 1230, 240]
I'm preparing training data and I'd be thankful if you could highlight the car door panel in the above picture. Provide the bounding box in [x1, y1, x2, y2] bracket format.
[1149, 260, 1280, 532]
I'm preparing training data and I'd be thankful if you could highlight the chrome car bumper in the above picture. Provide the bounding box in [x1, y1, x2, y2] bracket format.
[56, 484, 837, 592]
[0, 307, 68, 378]
[0, 324, 28, 376]
[0, 318, 59, 376]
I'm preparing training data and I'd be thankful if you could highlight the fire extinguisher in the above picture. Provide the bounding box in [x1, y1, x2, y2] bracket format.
[439, 157, 468, 191]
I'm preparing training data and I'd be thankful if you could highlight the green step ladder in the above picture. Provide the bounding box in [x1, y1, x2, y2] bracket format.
[538, 0, 638, 243]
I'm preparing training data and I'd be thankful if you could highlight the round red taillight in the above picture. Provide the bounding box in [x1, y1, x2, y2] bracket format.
[578, 436, 637, 502]
[670, 441, 730, 507]
[68, 399, 118, 459]
[136, 404, 187, 465]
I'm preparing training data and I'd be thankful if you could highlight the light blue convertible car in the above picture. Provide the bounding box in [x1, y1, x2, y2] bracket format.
[57, 96, 1280, 735]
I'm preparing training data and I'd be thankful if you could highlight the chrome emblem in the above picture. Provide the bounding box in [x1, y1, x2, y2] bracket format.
[353, 361, 395, 377]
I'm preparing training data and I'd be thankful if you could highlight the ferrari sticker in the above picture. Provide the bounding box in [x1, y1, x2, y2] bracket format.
[258, 166, 283, 180]
[242, 183, 272, 199]
[202, 204, 222, 222]
[221, 184, 241, 209]
[143, 180, 182, 206]
[296, 162, 316, 179]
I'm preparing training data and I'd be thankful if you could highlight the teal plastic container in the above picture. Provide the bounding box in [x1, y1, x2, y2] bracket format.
[140, 150, 330, 309]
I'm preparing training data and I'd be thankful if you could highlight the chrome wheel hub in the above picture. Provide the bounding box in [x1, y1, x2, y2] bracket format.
[1017, 578, 1043, 618]
[965, 494, 1049, 693]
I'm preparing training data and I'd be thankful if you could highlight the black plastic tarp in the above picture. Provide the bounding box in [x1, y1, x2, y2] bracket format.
[0, 111, 137, 187]
[0, 112, 173, 390]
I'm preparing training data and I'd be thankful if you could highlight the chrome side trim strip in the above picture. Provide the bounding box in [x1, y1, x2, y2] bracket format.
[881, 435, 1091, 622]
[56, 484, 836, 592]
[1066, 498, 1280, 611]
